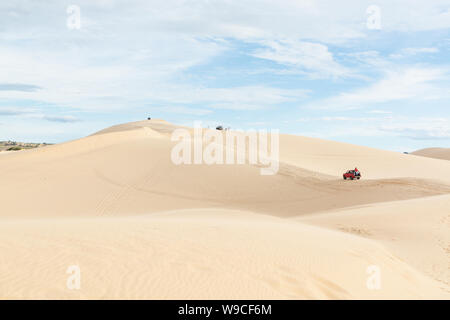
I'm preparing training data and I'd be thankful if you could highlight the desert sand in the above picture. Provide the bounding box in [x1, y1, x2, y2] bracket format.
[411, 148, 450, 161]
[0, 119, 449, 299]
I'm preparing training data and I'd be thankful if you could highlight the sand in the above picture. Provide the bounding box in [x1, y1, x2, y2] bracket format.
[411, 148, 450, 161]
[0, 120, 449, 299]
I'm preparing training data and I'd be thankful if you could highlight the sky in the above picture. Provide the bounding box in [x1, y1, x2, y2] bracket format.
[0, 0, 449, 151]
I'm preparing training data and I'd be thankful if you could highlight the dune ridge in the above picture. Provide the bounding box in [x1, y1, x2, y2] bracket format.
[411, 148, 450, 161]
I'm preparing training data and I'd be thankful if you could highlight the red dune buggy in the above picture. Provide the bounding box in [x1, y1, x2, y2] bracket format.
[343, 170, 361, 180]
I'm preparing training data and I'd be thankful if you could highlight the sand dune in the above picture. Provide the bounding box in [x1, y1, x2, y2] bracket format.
[411, 148, 450, 161]
[0, 120, 449, 299]
[279, 135, 450, 182]
[299, 194, 450, 295]
[0, 209, 446, 299]
[1, 120, 450, 218]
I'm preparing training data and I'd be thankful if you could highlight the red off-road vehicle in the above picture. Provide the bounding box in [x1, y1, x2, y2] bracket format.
[343, 170, 361, 180]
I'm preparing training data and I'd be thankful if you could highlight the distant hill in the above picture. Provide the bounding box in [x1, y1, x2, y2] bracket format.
[411, 148, 450, 161]
[0, 141, 50, 152]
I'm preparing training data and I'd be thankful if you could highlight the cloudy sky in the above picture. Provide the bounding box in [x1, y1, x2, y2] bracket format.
[0, 0, 449, 151]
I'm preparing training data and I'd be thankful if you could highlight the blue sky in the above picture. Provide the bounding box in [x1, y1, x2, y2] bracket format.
[0, 0, 449, 151]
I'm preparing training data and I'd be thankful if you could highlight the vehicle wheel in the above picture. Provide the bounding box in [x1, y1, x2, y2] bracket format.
[350, 177, 354, 180]
[343, 177, 346, 180]
[357, 177, 360, 180]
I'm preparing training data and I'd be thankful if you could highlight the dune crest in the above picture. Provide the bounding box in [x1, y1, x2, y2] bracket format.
[411, 148, 450, 161]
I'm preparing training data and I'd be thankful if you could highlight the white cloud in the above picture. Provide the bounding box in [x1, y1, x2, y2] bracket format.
[343, 51, 390, 69]
[296, 116, 450, 141]
[41, 115, 80, 123]
[0, 106, 80, 123]
[306, 67, 449, 110]
[252, 40, 351, 79]
[379, 118, 450, 140]
[390, 47, 439, 59]
[0, 83, 42, 92]
[149, 105, 211, 116]
[368, 110, 393, 114]
[141, 86, 310, 111]
[0, 106, 37, 115]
